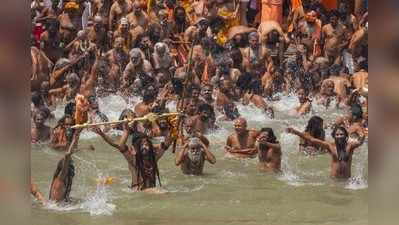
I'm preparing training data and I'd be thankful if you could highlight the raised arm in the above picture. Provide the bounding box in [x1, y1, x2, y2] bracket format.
[175, 143, 188, 166]
[92, 126, 127, 152]
[59, 130, 80, 179]
[286, 127, 331, 151]
[155, 134, 173, 161]
[349, 128, 366, 153]
[201, 142, 216, 164]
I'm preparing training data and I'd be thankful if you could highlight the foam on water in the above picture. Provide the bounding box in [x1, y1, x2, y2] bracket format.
[80, 178, 116, 216]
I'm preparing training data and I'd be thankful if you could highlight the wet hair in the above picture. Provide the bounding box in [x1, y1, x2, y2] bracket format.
[33, 110, 46, 122]
[64, 100, 76, 116]
[259, 127, 278, 143]
[267, 30, 280, 44]
[171, 78, 184, 96]
[131, 133, 161, 188]
[31, 92, 42, 107]
[148, 23, 162, 44]
[229, 48, 243, 68]
[209, 16, 224, 33]
[305, 116, 325, 140]
[115, 109, 135, 130]
[351, 104, 363, 120]
[223, 102, 240, 120]
[331, 126, 349, 162]
[50, 157, 75, 201]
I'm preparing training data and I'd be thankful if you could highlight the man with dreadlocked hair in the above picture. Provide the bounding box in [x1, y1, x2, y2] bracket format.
[297, 116, 327, 155]
[49, 129, 80, 202]
[286, 125, 365, 179]
[93, 122, 172, 191]
[256, 127, 281, 173]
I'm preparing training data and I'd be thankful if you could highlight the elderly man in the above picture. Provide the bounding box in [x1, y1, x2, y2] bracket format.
[122, 48, 153, 92]
[175, 137, 216, 175]
[224, 117, 259, 158]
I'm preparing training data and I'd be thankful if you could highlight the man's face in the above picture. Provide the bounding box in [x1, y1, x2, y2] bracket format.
[131, 53, 142, 66]
[114, 39, 124, 50]
[67, 77, 79, 89]
[225, 103, 239, 120]
[157, 45, 166, 56]
[141, 140, 151, 156]
[158, 119, 169, 130]
[200, 110, 210, 121]
[198, 21, 208, 32]
[188, 145, 202, 162]
[258, 131, 270, 143]
[234, 120, 247, 134]
[234, 34, 242, 44]
[201, 87, 213, 100]
[140, 36, 152, 49]
[330, 16, 338, 27]
[326, 82, 335, 95]
[40, 82, 50, 94]
[89, 99, 99, 110]
[249, 36, 258, 49]
[192, 89, 200, 99]
[121, 23, 128, 32]
[133, 4, 141, 15]
[34, 113, 45, 126]
[187, 103, 196, 115]
[297, 89, 307, 103]
[184, 122, 194, 134]
[94, 21, 102, 31]
[64, 117, 74, 128]
[334, 129, 347, 143]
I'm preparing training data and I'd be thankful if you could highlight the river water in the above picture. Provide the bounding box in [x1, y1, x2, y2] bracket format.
[31, 94, 368, 225]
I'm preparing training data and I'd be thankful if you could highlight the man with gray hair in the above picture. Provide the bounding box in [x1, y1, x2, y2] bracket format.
[175, 137, 216, 175]
[122, 48, 153, 93]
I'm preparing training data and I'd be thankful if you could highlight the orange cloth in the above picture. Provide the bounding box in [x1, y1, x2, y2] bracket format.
[261, 0, 283, 24]
[291, 0, 302, 11]
[321, 0, 337, 11]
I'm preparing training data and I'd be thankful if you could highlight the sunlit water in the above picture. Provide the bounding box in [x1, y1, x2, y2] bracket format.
[31, 94, 368, 225]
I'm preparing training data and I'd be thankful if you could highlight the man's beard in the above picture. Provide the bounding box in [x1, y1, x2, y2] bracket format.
[335, 138, 348, 162]
[188, 150, 202, 164]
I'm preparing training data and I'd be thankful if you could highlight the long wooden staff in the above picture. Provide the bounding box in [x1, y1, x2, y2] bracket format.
[71, 112, 182, 129]
[172, 39, 196, 153]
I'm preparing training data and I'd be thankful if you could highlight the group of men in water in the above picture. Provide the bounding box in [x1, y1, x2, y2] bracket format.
[30, 0, 368, 205]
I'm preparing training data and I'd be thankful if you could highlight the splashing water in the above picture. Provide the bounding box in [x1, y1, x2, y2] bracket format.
[80, 175, 116, 216]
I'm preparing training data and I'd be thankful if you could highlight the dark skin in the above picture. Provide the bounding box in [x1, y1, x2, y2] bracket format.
[31, 112, 51, 143]
[50, 117, 75, 151]
[175, 141, 216, 175]
[93, 123, 172, 191]
[256, 132, 282, 172]
[225, 118, 259, 158]
[286, 127, 365, 179]
[49, 130, 80, 202]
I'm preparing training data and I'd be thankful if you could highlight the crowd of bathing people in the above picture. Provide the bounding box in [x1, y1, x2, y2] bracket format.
[30, 0, 368, 205]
